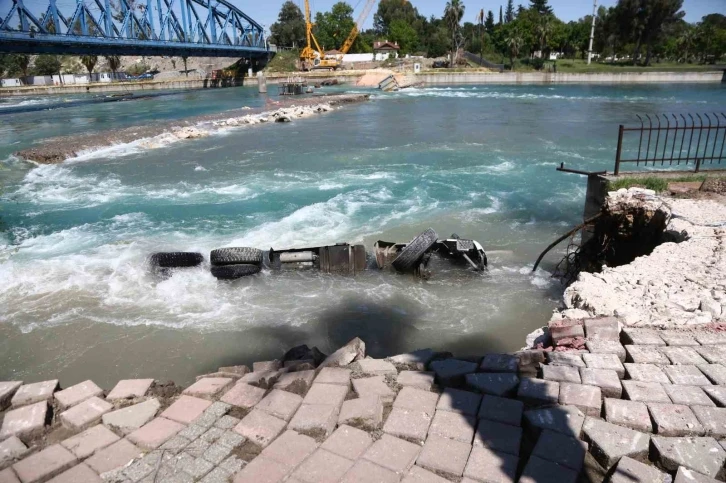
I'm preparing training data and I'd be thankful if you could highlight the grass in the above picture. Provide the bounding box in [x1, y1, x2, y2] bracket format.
[606, 175, 713, 192]
[264, 50, 300, 73]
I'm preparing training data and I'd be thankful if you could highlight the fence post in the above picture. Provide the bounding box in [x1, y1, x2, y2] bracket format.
[614, 124, 624, 176]
[695, 157, 701, 173]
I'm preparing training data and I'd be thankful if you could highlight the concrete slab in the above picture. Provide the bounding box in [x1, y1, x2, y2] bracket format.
[428, 410, 476, 443]
[585, 341, 626, 362]
[626, 346, 670, 365]
[362, 434, 421, 474]
[463, 446, 517, 483]
[102, 398, 160, 435]
[698, 364, 726, 385]
[691, 406, 726, 438]
[255, 389, 303, 422]
[351, 377, 394, 404]
[383, 408, 432, 443]
[704, 386, 726, 407]
[315, 368, 352, 386]
[436, 388, 481, 416]
[516, 378, 560, 406]
[231, 455, 290, 483]
[54, 380, 103, 410]
[339, 460, 399, 483]
[532, 429, 587, 472]
[261, 430, 318, 469]
[479, 354, 518, 373]
[546, 352, 585, 368]
[664, 366, 712, 386]
[46, 463, 101, 483]
[661, 331, 700, 347]
[664, 385, 715, 407]
[85, 438, 142, 474]
[430, 359, 478, 386]
[0, 468, 20, 483]
[59, 396, 113, 431]
[393, 387, 438, 415]
[584, 317, 619, 341]
[290, 449, 353, 483]
[662, 347, 709, 366]
[674, 466, 721, 483]
[106, 379, 154, 401]
[583, 353, 625, 378]
[0, 383, 22, 411]
[288, 404, 338, 439]
[465, 373, 519, 397]
[695, 346, 726, 365]
[0, 401, 47, 442]
[524, 405, 585, 438]
[519, 455, 578, 483]
[60, 424, 119, 459]
[273, 370, 316, 394]
[651, 436, 726, 478]
[559, 383, 602, 417]
[10, 381, 58, 409]
[477, 395, 523, 427]
[401, 465, 452, 483]
[0, 436, 27, 470]
[321, 425, 372, 460]
[542, 365, 581, 384]
[396, 372, 435, 391]
[12, 445, 76, 483]
[603, 398, 652, 432]
[582, 417, 650, 470]
[622, 328, 666, 346]
[649, 403, 704, 437]
[473, 419, 521, 456]
[416, 435, 471, 477]
[580, 368, 622, 398]
[127, 417, 185, 450]
[162, 395, 212, 425]
[622, 381, 671, 403]
[183, 378, 234, 400]
[221, 383, 267, 409]
[355, 359, 397, 377]
[234, 409, 286, 448]
[388, 349, 436, 371]
[338, 397, 383, 430]
[607, 456, 670, 483]
[624, 363, 671, 383]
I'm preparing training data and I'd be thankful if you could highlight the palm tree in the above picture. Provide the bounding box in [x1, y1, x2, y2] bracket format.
[506, 28, 523, 70]
[677, 28, 695, 63]
[444, 0, 465, 66]
[80, 55, 98, 80]
[536, 15, 552, 58]
[105, 55, 121, 79]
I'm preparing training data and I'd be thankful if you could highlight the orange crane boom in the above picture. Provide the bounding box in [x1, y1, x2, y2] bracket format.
[340, 0, 377, 55]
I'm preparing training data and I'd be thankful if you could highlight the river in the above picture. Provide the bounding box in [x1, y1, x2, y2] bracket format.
[1, 83, 724, 387]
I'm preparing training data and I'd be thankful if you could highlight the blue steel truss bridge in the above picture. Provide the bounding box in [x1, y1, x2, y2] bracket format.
[0, 0, 269, 58]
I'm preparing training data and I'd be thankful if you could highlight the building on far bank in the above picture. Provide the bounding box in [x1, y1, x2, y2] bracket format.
[373, 41, 400, 60]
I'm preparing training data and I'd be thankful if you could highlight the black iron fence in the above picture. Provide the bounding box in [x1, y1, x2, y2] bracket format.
[614, 113, 726, 175]
[463, 51, 504, 72]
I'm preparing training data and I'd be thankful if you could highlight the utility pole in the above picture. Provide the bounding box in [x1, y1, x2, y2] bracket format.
[587, 0, 597, 64]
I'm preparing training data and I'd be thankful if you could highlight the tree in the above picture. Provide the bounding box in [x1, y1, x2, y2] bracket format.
[530, 0, 552, 15]
[269, 1, 306, 48]
[505, 27, 524, 68]
[505, 0, 515, 23]
[536, 14, 553, 56]
[314, 2, 364, 52]
[499, 6, 504, 25]
[374, 0, 420, 34]
[444, 0, 466, 65]
[80, 55, 97, 77]
[485, 11, 495, 34]
[105, 55, 121, 76]
[33, 55, 61, 75]
[389, 19, 419, 54]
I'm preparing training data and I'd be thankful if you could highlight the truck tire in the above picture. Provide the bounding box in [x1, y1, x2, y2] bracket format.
[150, 252, 204, 268]
[211, 264, 261, 280]
[211, 247, 263, 266]
[392, 228, 439, 272]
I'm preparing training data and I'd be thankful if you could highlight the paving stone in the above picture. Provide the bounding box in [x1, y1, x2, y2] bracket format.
[0, 383, 22, 412]
[351, 377, 394, 404]
[59, 396, 113, 431]
[604, 398, 653, 432]
[477, 395, 522, 427]
[290, 448, 354, 483]
[550, 319, 585, 344]
[220, 383, 266, 409]
[182, 378, 234, 400]
[664, 366, 712, 386]
[584, 317, 620, 341]
[624, 364, 670, 384]
[546, 352, 586, 368]
[465, 373, 519, 397]
[516, 377, 560, 405]
[315, 368, 352, 386]
[239, 371, 280, 390]
[674, 466, 721, 483]
[231, 454, 289, 483]
[582, 417, 650, 470]
[622, 328, 666, 346]
[401, 465, 452, 483]
[54, 380, 104, 411]
[532, 429, 587, 472]
[691, 406, 726, 438]
[10, 381, 58, 409]
[177, 423, 207, 441]
[216, 430, 244, 449]
[303, 383, 349, 407]
[0, 401, 47, 442]
[428, 410, 476, 443]
[46, 463, 101, 483]
[127, 417, 184, 450]
[214, 415, 241, 430]
[199, 466, 233, 483]
[519, 455, 578, 483]
[607, 456, 670, 483]
[416, 434, 471, 477]
[362, 434, 421, 474]
[321, 425, 371, 460]
[159, 435, 191, 455]
[184, 437, 212, 458]
[102, 398, 160, 435]
[288, 404, 338, 438]
[436, 388, 481, 416]
[622, 381, 671, 403]
[388, 349, 436, 370]
[0, 436, 27, 470]
[703, 386, 726, 407]
[430, 359, 478, 386]
[479, 354, 518, 373]
[583, 353, 626, 378]
[0, 468, 20, 483]
[233, 409, 286, 448]
[255, 389, 302, 422]
[586, 341, 626, 362]
[203, 440, 237, 466]
[161, 395, 212, 425]
[106, 379, 154, 401]
[383, 406, 430, 442]
[273, 370, 315, 393]
[396, 371, 435, 390]
[253, 360, 282, 373]
[649, 403, 704, 437]
[473, 419, 521, 456]
[12, 445, 76, 483]
[542, 365, 581, 384]
[665, 385, 715, 407]
[580, 368, 622, 398]
[85, 439, 144, 474]
[698, 364, 726, 385]
[339, 459, 399, 483]
[662, 347, 709, 366]
[651, 436, 726, 478]
[204, 401, 231, 419]
[695, 346, 726, 365]
[199, 426, 225, 444]
[626, 346, 671, 365]
[694, 332, 726, 345]
[60, 424, 119, 459]
[524, 405, 585, 438]
[219, 455, 245, 474]
[338, 397, 383, 430]
[463, 445, 517, 483]
[393, 387, 438, 414]
[559, 382, 602, 417]
[355, 359, 397, 376]
[661, 330, 700, 347]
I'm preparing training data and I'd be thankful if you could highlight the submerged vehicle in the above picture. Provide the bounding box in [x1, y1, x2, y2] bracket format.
[149, 229, 488, 280]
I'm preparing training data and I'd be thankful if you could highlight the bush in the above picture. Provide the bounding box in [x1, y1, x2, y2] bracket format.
[530, 57, 546, 70]
[127, 62, 150, 76]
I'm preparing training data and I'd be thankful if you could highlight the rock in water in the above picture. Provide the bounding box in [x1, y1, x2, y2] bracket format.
[319, 338, 366, 368]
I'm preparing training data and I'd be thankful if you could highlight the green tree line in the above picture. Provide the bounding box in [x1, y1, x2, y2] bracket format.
[0, 54, 123, 78]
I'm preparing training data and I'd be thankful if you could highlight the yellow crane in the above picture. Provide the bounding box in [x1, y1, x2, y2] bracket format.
[300, 0, 377, 71]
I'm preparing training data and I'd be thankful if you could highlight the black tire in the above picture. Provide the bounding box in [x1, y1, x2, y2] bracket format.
[150, 252, 204, 268]
[211, 247, 263, 266]
[211, 264, 261, 280]
[392, 228, 439, 272]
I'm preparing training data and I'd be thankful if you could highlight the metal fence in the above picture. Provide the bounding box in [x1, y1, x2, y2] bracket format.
[463, 52, 504, 72]
[614, 113, 726, 175]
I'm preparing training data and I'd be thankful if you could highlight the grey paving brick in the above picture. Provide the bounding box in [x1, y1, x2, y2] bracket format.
[199, 467, 233, 483]
[233, 409, 286, 448]
[402, 465, 452, 483]
[60, 424, 119, 460]
[584, 317, 619, 341]
[697, 364, 726, 385]
[177, 452, 215, 479]
[428, 410, 476, 443]
[177, 424, 207, 441]
[362, 434, 421, 474]
[622, 381, 671, 403]
[388, 349, 436, 370]
[662, 347, 709, 366]
[232, 455, 290, 483]
[465, 373, 519, 397]
[582, 417, 650, 470]
[463, 446, 517, 483]
[338, 396, 383, 430]
[199, 427, 226, 444]
[532, 429, 587, 472]
[216, 430, 244, 449]
[664, 385, 715, 407]
[626, 345, 670, 364]
[11, 445, 76, 483]
[274, 370, 316, 394]
[303, 383, 348, 407]
[580, 368, 622, 398]
[479, 354, 518, 373]
[691, 406, 726, 438]
[220, 455, 245, 474]
[661, 330, 700, 347]
[546, 352, 586, 368]
[255, 389, 303, 422]
[430, 359, 478, 386]
[393, 387, 439, 415]
[517, 378, 559, 406]
[559, 382, 602, 417]
[416, 435, 471, 477]
[339, 460, 399, 483]
[703, 386, 726, 407]
[355, 359, 397, 377]
[674, 466, 721, 483]
[693, 332, 726, 345]
[649, 403, 705, 436]
[519, 456, 578, 483]
[288, 404, 339, 438]
[351, 377, 394, 404]
[396, 371, 435, 390]
[604, 398, 653, 432]
[321, 425, 372, 460]
[542, 365, 581, 384]
[473, 419, 521, 456]
[383, 407, 432, 443]
[664, 366, 712, 386]
[524, 405, 585, 438]
[436, 388, 481, 416]
[607, 456, 671, 483]
[695, 346, 726, 365]
[622, 328, 666, 346]
[651, 436, 726, 478]
[586, 340, 626, 362]
[184, 437, 212, 458]
[583, 353, 626, 378]
[0, 436, 28, 469]
[159, 435, 192, 455]
[477, 395, 522, 427]
[625, 363, 671, 383]
[214, 415, 240, 430]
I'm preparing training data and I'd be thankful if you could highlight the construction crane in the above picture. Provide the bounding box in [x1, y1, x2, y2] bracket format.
[300, 0, 376, 71]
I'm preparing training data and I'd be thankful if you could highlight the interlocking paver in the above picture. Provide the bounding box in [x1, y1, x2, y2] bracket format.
[239, 371, 280, 389]
[54, 380, 103, 410]
[661, 330, 700, 346]
[0, 436, 27, 470]
[579, 368, 622, 398]
[363, 434, 421, 474]
[288, 404, 338, 438]
[622, 381, 671, 403]
[340, 459, 399, 483]
[355, 359, 397, 376]
[519, 455, 578, 483]
[524, 405, 585, 438]
[622, 328, 665, 346]
[516, 378, 559, 405]
[674, 466, 721, 483]
[662, 347, 709, 366]
[550, 319, 584, 343]
[463, 446, 517, 483]
[127, 417, 185, 450]
[162, 395, 212, 424]
[85, 438, 142, 474]
[626, 345, 670, 364]
[351, 377, 394, 404]
[698, 364, 726, 385]
[59, 396, 112, 431]
[183, 378, 234, 400]
[396, 371, 435, 390]
[532, 429, 587, 472]
[691, 406, 726, 438]
[315, 368, 352, 386]
[303, 383, 349, 407]
[696, 346, 726, 364]
[106, 379, 154, 401]
[479, 354, 518, 373]
[559, 382, 601, 417]
[473, 420, 521, 456]
[664, 385, 715, 407]
[477, 395, 522, 427]
[546, 352, 585, 368]
[12, 445, 76, 483]
[704, 386, 726, 407]
[582, 417, 650, 470]
[393, 387, 438, 414]
[260, 430, 318, 468]
[428, 410, 476, 443]
[383, 408, 432, 443]
[10, 380, 58, 409]
[694, 332, 726, 345]
[430, 359, 478, 386]
[214, 415, 241, 430]
[649, 403, 704, 436]
[388, 349, 436, 371]
[46, 463, 101, 483]
[584, 317, 619, 341]
[664, 365, 712, 386]
[465, 373, 519, 397]
[273, 370, 315, 394]
[321, 425, 372, 460]
[0, 383, 22, 411]
[338, 396, 383, 429]
[0, 467, 20, 483]
[60, 424, 119, 459]
[624, 363, 671, 383]
[603, 398, 652, 432]
[401, 465, 452, 483]
[231, 455, 290, 483]
[102, 398, 160, 435]
[290, 448, 354, 483]
[253, 360, 282, 372]
[436, 388, 481, 416]
[585, 341, 626, 362]
[651, 436, 726, 478]
[234, 409, 286, 448]
[255, 389, 303, 422]
[542, 365, 581, 384]
[416, 435, 471, 477]
[583, 353, 625, 378]
[607, 456, 670, 483]
[0, 401, 48, 442]
[221, 383, 266, 409]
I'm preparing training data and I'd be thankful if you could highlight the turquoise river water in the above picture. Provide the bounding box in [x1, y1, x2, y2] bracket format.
[1, 83, 724, 387]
